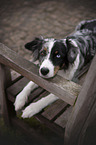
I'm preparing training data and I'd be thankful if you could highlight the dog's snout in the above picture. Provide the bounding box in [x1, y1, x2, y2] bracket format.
[41, 67, 49, 76]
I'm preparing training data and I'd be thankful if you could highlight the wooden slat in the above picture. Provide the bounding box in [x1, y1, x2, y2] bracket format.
[42, 100, 67, 121]
[7, 77, 45, 103]
[27, 87, 45, 103]
[7, 77, 29, 96]
[0, 64, 16, 125]
[0, 43, 81, 105]
[35, 114, 64, 138]
[55, 106, 72, 128]
[11, 70, 21, 82]
[33, 91, 49, 102]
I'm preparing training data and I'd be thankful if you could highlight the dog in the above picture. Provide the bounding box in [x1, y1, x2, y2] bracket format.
[14, 19, 96, 118]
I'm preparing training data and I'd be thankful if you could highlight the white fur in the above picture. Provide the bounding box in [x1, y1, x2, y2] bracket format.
[39, 39, 55, 78]
[44, 38, 55, 50]
[22, 94, 58, 118]
[14, 81, 38, 111]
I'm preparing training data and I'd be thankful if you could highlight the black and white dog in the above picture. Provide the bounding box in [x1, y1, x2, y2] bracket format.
[14, 19, 96, 118]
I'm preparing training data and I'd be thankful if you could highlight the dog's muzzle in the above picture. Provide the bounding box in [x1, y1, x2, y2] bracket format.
[39, 59, 60, 78]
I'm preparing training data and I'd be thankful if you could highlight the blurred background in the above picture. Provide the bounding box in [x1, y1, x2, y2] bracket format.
[0, 0, 96, 145]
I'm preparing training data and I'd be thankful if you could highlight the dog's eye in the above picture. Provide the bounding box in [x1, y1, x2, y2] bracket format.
[54, 51, 61, 58]
[56, 54, 61, 58]
[40, 50, 46, 56]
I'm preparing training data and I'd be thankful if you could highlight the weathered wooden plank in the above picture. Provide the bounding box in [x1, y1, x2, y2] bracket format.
[7, 77, 29, 96]
[0, 64, 16, 125]
[0, 43, 81, 105]
[35, 114, 64, 138]
[7, 78, 45, 103]
[55, 106, 72, 128]
[27, 87, 45, 102]
[64, 54, 96, 145]
[11, 70, 22, 83]
[33, 90, 49, 102]
[42, 100, 67, 121]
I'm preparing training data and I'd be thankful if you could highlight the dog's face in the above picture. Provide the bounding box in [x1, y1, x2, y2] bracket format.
[25, 37, 78, 78]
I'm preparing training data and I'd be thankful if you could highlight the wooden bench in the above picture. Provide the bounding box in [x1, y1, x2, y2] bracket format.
[0, 43, 96, 145]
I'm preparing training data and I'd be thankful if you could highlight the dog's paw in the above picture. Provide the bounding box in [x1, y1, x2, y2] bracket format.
[22, 103, 41, 118]
[14, 92, 27, 111]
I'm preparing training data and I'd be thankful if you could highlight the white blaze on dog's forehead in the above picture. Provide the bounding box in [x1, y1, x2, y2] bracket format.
[39, 38, 56, 78]
[40, 59, 54, 69]
[44, 38, 55, 57]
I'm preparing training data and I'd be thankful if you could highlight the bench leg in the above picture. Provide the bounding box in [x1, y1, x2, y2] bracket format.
[0, 64, 16, 126]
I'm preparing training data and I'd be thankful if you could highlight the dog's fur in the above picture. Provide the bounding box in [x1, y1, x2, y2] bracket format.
[14, 19, 96, 118]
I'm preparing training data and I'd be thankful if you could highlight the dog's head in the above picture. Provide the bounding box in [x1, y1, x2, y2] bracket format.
[25, 37, 78, 78]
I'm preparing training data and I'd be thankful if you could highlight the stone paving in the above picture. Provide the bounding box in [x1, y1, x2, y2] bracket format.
[0, 0, 96, 144]
[0, 0, 96, 60]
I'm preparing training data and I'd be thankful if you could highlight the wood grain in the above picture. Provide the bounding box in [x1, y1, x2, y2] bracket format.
[55, 106, 72, 128]
[42, 100, 67, 121]
[0, 64, 16, 125]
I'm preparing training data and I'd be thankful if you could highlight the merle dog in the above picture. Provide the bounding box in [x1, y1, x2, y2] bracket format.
[14, 19, 96, 118]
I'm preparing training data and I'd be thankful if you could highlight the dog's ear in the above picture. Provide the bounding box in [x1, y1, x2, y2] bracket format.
[25, 37, 44, 61]
[25, 37, 43, 51]
[67, 48, 78, 63]
[66, 39, 78, 63]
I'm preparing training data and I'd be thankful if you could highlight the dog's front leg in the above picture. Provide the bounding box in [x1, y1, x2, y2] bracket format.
[14, 81, 38, 111]
[22, 94, 58, 118]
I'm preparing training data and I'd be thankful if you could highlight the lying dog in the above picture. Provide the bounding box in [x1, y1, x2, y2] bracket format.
[14, 19, 96, 118]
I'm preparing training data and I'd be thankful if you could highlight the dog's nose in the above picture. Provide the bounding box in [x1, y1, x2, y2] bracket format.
[41, 67, 49, 76]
